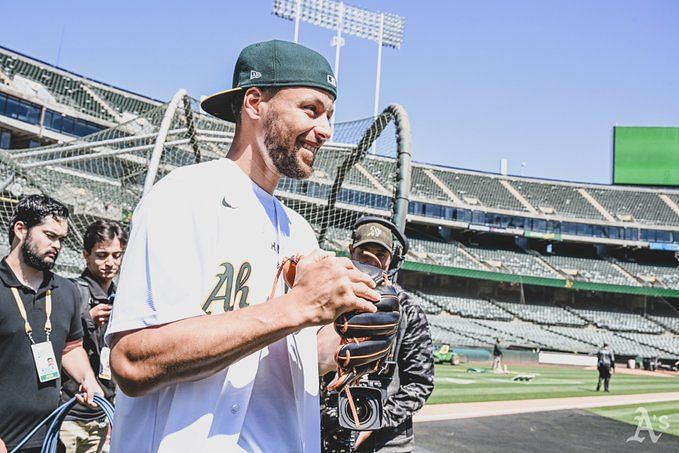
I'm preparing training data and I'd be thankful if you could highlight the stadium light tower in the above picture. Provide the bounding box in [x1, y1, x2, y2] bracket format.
[273, 0, 405, 126]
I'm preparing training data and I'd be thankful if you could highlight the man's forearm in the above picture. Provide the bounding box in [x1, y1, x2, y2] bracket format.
[62, 344, 96, 383]
[110, 253, 381, 397]
[111, 294, 306, 397]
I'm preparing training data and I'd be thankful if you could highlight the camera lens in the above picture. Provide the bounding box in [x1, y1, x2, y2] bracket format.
[338, 387, 382, 430]
[343, 395, 371, 423]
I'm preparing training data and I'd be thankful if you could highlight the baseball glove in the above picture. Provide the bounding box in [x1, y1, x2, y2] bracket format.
[327, 261, 401, 430]
[271, 256, 401, 378]
[272, 255, 402, 429]
[333, 261, 400, 374]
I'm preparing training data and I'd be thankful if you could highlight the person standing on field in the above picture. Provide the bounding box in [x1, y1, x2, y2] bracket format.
[492, 338, 503, 372]
[596, 343, 615, 392]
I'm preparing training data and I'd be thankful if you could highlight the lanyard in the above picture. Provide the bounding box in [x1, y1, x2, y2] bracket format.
[11, 287, 52, 344]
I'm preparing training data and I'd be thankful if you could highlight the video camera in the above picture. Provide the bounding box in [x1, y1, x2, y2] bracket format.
[321, 356, 400, 452]
[336, 357, 398, 431]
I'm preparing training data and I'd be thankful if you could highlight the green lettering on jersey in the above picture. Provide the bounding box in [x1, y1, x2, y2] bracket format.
[236, 262, 251, 309]
[202, 262, 251, 314]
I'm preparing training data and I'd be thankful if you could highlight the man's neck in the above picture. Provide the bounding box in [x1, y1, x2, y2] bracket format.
[84, 268, 113, 293]
[226, 134, 281, 194]
[6, 250, 44, 291]
[97, 276, 113, 293]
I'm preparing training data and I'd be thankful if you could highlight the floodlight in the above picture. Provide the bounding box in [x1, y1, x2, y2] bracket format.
[273, 0, 405, 124]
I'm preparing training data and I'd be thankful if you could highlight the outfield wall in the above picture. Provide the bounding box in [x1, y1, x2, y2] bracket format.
[539, 351, 597, 367]
[454, 347, 539, 365]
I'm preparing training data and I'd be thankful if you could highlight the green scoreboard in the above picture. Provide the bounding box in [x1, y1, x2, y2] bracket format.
[613, 126, 679, 187]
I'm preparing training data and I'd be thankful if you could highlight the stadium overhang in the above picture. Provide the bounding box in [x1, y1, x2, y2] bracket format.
[402, 261, 679, 299]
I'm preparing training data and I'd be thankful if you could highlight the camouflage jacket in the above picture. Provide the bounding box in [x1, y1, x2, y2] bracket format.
[380, 285, 435, 429]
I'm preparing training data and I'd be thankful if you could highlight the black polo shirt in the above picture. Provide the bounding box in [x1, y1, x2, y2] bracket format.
[0, 258, 83, 450]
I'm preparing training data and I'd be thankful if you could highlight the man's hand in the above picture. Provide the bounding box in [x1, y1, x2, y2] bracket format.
[317, 325, 341, 376]
[288, 251, 380, 326]
[77, 372, 104, 408]
[0, 437, 7, 453]
[90, 304, 112, 326]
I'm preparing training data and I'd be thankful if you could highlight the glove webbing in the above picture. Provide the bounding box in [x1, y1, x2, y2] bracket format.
[269, 255, 301, 300]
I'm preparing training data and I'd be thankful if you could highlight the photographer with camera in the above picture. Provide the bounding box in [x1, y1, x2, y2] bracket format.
[60, 220, 127, 453]
[321, 217, 434, 452]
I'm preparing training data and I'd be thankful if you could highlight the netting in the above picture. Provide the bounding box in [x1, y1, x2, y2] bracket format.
[0, 93, 408, 275]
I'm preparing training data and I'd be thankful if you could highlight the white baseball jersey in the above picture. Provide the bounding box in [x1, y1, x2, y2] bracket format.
[105, 158, 321, 452]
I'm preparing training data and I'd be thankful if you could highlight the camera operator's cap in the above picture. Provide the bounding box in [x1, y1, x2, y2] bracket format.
[352, 222, 393, 252]
[201, 40, 337, 122]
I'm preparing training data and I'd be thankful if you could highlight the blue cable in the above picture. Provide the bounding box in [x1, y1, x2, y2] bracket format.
[9, 395, 114, 453]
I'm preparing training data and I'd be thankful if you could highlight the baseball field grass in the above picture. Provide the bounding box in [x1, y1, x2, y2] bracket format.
[588, 400, 679, 437]
[429, 364, 679, 405]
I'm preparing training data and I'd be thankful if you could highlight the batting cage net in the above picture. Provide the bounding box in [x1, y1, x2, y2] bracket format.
[0, 90, 412, 275]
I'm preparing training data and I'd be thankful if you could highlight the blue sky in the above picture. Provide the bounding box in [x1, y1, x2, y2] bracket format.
[1, 0, 677, 183]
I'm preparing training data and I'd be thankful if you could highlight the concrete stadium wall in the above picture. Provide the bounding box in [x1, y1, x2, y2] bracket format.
[539, 351, 597, 367]
[453, 347, 539, 365]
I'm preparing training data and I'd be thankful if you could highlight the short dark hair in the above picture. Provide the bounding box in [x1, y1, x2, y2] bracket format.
[8, 195, 69, 244]
[230, 87, 280, 125]
[83, 220, 129, 253]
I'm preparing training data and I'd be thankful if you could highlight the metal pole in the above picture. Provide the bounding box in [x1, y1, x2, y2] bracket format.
[644, 295, 647, 317]
[331, 1, 345, 129]
[293, 0, 302, 43]
[371, 13, 385, 155]
[374, 13, 385, 120]
[390, 104, 412, 234]
[143, 88, 187, 196]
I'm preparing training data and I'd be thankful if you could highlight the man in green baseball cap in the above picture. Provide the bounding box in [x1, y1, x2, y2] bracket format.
[108, 39, 384, 453]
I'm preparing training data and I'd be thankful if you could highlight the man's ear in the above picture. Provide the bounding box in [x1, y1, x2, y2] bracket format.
[243, 87, 265, 120]
[13, 221, 27, 243]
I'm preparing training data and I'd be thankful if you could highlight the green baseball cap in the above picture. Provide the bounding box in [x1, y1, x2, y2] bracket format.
[201, 40, 337, 122]
[352, 222, 393, 252]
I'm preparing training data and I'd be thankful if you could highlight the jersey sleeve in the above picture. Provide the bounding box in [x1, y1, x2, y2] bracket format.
[105, 173, 209, 346]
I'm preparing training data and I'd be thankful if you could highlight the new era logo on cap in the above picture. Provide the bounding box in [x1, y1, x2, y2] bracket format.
[250, 70, 262, 80]
[327, 74, 336, 87]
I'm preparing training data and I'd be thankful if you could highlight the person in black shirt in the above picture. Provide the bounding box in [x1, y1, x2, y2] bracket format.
[0, 195, 103, 452]
[492, 338, 503, 372]
[596, 343, 615, 392]
[60, 221, 128, 453]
